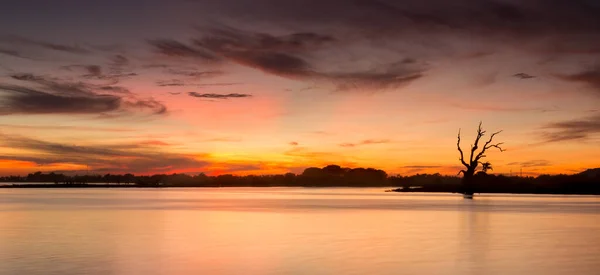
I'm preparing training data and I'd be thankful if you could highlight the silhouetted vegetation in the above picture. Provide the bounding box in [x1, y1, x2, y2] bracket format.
[0, 166, 598, 195]
[390, 169, 600, 195]
[457, 122, 504, 196]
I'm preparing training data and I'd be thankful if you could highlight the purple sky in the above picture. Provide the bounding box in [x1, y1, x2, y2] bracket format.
[0, 0, 599, 176]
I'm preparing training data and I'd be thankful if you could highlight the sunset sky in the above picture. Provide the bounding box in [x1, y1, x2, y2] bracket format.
[0, 0, 599, 176]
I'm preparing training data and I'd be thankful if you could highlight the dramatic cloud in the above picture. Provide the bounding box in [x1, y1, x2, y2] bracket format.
[513, 73, 535, 79]
[148, 39, 219, 61]
[110, 55, 129, 67]
[166, 68, 223, 78]
[122, 98, 168, 115]
[227, 51, 311, 78]
[339, 139, 391, 147]
[0, 48, 28, 59]
[541, 114, 600, 142]
[200, 0, 600, 39]
[326, 68, 424, 91]
[507, 160, 552, 168]
[0, 84, 121, 115]
[156, 26, 427, 90]
[157, 80, 186, 87]
[156, 79, 239, 87]
[0, 124, 135, 133]
[193, 26, 335, 52]
[1, 0, 600, 176]
[1, 73, 166, 116]
[0, 35, 90, 54]
[557, 67, 600, 94]
[61, 64, 137, 82]
[0, 134, 208, 173]
[188, 92, 252, 99]
[98, 86, 130, 94]
[84, 65, 102, 77]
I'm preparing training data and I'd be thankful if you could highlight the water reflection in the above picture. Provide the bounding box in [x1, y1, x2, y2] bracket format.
[457, 201, 491, 274]
[0, 189, 598, 275]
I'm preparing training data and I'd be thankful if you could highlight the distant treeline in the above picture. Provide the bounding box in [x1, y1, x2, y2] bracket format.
[1, 165, 598, 194]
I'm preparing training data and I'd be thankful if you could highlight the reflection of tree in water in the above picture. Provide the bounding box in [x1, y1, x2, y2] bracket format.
[457, 201, 491, 275]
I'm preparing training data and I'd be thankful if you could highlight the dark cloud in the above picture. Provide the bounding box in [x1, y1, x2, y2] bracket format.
[228, 51, 312, 78]
[0, 48, 28, 59]
[10, 73, 44, 82]
[143, 64, 171, 69]
[122, 98, 168, 115]
[2, 73, 166, 116]
[541, 114, 600, 142]
[148, 39, 220, 61]
[84, 65, 102, 78]
[0, 124, 135, 133]
[11, 73, 123, 96]
[110, 55, 129, 67]
[339, 139, 390, 147]
[513, 73, 535, 79]
[327, 68, 424, 91]
[194, 26, 335, 53]
[507, 160, 551, 168]
[0, 84, 121, 115]
[188, 92, 252, 99]
[0, 134, 208, 173]
[166, 68, 224, 78]
[193, 0, 600, 56]
[197, 83, 241, 87]
[289, 141, 299, 146]
[61, 64, 137, 82]
[156, 79, 239, 87]
[98, 86, 130, 94]
[247, 1, 599, 36]
[186, 27, 426, 90]
[157, 80, 186, 87]
[0, 35, 90, 54]
[557, 67, 600, 94]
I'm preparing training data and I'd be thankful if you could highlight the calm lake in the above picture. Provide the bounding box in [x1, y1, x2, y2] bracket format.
[0, 188, 598, 275]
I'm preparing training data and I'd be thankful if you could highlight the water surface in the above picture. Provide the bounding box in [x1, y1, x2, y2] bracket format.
[1, 188, 598, 275]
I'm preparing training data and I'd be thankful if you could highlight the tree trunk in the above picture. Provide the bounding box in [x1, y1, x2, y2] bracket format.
[462, 169, 475, 196]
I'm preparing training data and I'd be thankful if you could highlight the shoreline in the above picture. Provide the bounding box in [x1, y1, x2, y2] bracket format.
[1, 183, 599, 195]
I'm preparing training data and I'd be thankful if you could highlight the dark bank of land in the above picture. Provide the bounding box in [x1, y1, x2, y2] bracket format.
[1, 165, 599, 195]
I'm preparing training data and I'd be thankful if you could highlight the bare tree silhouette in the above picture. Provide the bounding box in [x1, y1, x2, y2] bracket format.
[457, 122, 504, 197]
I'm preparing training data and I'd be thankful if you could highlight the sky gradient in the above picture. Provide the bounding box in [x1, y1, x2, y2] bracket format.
[0, 0, 599, 176]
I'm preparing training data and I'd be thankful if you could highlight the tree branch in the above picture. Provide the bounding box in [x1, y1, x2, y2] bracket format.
[469, 121, 485, 164]
[474, 130, 503, 162]
[457, 129, 469, 168]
